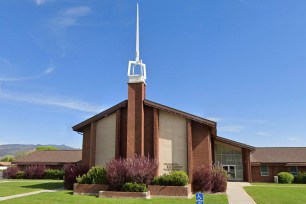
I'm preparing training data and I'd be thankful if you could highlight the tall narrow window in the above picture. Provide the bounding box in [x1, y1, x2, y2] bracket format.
[260, 165, 269, 176]
[290, 166, 298, 176]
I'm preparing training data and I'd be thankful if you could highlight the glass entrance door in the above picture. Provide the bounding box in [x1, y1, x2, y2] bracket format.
[223, 165, 236, 180]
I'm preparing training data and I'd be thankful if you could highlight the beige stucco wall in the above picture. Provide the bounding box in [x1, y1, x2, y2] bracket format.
[159, 111, 187, 175]
[95, 113, 116, 167]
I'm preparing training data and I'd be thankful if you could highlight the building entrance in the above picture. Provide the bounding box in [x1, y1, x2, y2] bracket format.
[222, 165, 236, 180]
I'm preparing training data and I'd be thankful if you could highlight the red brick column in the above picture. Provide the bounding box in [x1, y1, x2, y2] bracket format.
[242, 148, 251, 182]
[187, 119, 193, 183]
[127, 82, 145, 157]
[153, 108, 159, 176]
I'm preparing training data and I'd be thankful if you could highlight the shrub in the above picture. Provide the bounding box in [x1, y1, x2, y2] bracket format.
[121, 182, 147, 192]
[77, 166, 107, 184]
[125, 156, 158, 185]
[3, 166, 19, 179]
[294, 172, 306, 184]
[44, 169, 64, 180]
[211, 165, 227, 193]
[278, 172, 294, 184]
[24, 165, 46, 179]
[106, 156, 158, 191]
[63, 163, 89, 190]
[16, 171, 25, 179]
[152, 171, 189, 186]
[193, 165, 212, 192]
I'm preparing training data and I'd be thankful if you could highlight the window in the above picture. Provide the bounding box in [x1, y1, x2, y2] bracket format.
[290, 166, 298, 176]
[260, 165, 269, 176]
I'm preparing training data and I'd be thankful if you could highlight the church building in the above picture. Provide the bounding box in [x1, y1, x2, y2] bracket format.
[72, 3, 254, 182]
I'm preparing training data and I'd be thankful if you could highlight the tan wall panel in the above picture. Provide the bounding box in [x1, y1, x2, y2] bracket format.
[159, 111, 187, 175]
[95, 113, 116, 167]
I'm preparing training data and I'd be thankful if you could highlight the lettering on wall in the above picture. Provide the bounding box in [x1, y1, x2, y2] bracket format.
[163, 162, 183, 172]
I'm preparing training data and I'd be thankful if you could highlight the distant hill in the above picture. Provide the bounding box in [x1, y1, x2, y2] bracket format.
[0, 144, 79, 158]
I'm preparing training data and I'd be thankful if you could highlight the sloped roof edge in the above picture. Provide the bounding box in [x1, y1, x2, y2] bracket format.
[72, 100, 128, 132]
[144, 100, 216, 128]
[215, 136, 255, 151]
[73, 99, 217, 133]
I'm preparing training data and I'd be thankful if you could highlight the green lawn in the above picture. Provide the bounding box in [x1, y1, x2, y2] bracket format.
[0, 190, 228, 204]
[0, 180, 63, 197]
[245, 183, 306, 204]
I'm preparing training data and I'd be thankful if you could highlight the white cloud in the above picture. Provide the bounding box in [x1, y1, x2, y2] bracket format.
[44, 66, 54, 74]
[219, 125, 244, 133]
[288, 137, 298, 141]
[0, 91, 105, 113]
[0, 66, 55, 82]
[52, 6, 91, 27]
[34, 0, 46, 6]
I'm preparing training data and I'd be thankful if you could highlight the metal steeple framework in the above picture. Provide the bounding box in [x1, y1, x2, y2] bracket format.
[127, 2, 147, 84]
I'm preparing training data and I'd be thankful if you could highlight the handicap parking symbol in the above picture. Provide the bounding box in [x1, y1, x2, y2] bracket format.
[196, 192, 204, 204]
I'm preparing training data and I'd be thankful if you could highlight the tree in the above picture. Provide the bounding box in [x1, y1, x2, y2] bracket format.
[36, 146, 58, 151]
[0, 154, 15, 162]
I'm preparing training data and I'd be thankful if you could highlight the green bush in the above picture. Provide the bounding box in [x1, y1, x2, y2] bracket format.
[77, 166, 107, 184]
[121, 182, 147, 192]
[278, 172, 294, 184]
[152, 171, 189, 186]
[16, 171, 25, 179]
[294, 171, 306, 184]
[43, 169, 64, 180]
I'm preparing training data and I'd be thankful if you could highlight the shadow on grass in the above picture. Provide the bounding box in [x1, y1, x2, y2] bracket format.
[20, 182, 64, 190]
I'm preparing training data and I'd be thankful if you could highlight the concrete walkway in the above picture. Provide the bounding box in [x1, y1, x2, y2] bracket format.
[0, 188, 63, 201]
[226, 182, 256, 204]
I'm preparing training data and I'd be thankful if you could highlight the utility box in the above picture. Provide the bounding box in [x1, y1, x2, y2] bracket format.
[274, 176, 278, 183]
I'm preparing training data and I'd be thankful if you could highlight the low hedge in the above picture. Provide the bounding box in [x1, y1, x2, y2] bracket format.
[121, 182, 147, 192]
[44, 169, 64, 180]
[77, 166, 107, 184]
[278, 172, 294, 184]
[152, 171, 189, 186]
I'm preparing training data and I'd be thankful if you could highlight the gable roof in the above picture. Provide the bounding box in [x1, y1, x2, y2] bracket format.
[215, 136, 255, 151]
[144, 100, 216, 128]
[12, 150, 82, 165]
[72, 99, 216, 132]
[251, 147, 306, 164]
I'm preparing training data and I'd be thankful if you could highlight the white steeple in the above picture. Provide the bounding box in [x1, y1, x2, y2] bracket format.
[128, 1, 147, 84]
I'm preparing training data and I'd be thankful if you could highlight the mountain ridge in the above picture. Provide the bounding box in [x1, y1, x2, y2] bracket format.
[0, 144, 79, 158]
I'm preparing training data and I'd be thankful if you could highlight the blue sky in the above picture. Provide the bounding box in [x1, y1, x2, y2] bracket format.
[0, 0, 306, 148]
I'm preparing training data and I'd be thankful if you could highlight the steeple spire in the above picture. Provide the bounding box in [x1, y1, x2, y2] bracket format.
[128, 1, 146, 84]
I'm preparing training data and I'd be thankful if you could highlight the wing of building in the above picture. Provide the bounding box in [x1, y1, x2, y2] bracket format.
[12, 150, 82, 170]
[250, 147, 306, 182]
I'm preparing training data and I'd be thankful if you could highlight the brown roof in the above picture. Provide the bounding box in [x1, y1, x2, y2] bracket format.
[72, 99, 216, 133]
[12, 150, 82, 165]
[251, 147, 306, 164]
[215, 136, 255, 151]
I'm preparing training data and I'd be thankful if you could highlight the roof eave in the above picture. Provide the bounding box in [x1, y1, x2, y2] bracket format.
[72, 100, 127, 132]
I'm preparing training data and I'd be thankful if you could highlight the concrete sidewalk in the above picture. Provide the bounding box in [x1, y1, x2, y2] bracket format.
[0, 188, 63, 201]
[226, 182, 256, 204]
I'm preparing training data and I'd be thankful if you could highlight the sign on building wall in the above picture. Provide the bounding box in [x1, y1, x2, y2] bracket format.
[163, 162, 183, 172]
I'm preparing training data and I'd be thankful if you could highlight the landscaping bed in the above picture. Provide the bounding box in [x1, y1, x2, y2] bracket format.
[73, 183, 108, 195]
[99, 191, 150, 199]
[148, 184, 192, 198]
